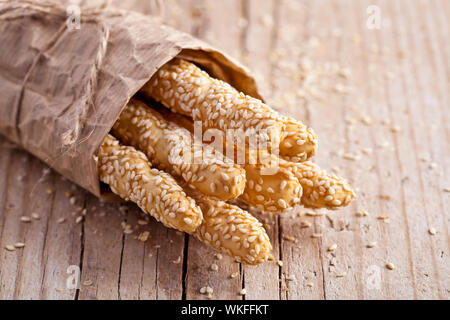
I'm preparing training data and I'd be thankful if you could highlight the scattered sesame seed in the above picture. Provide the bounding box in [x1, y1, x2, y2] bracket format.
[215, 253, 223, 260]
[57, 217, 66, 224]
[14, 242, 25, 248]
[311, 233, 322, 238]
[336, 272, 347, 278]
[386, 263, 395, 270]
[138, 231, 150, 242]
[83, 280, 93, 286]
[75, 216, 83, 224]
[327, 243, 337, 252]
[31, 213, 40, 220]
[301, 220, 312, 228]
[283, 235, 296, 242]
[367, 241, 377, 248]
[210, 263, 219, 271]
[277, 260, 283, 267]
[443, 187, 450, 193]
[357, 209, 369, 217]
[230, 271, 239, 279]
[239, 288, 247, 296]
[172, 256, 181, 264]
[137, 219, 148, 225]
[5, 245, 15, 251]
[20, 216, 31, 223]
[428, 227, 437, 235]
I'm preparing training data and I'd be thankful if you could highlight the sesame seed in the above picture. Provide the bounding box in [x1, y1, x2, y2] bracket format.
[301, 220, 312, 228]
[137, 219, 148, 225]
[31, 213, 40, 220]
[386, 263, 395, 270]
[239, 288, 247, 295]
[83, 280, 93, 286]
[210, 263, 219, 271]
[428, 227, 437, 235]
[138, 231, 150, 242]
[14, 242, 25, 248]
[367, 241, 377, 248]
[328, 243, 337, 252]
[357, 209, 369, 217]
[5, 245, 15, 251]
[278, 199, 287, 208]
[20, 216, 31, 223]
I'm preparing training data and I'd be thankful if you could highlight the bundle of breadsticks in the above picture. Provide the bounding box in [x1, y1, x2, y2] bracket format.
[98, 58, 355, 265]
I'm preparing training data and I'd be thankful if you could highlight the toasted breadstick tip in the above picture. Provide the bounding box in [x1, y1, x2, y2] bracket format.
[184, 186, 272, 264]
[289, 161, 355, 209]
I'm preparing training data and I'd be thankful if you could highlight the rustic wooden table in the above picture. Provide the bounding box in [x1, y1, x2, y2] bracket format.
[0, 0, 449, 300]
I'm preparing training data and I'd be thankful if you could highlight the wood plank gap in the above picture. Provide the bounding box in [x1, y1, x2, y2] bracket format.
[74, 197, 87, 301]
[181, 233, 189, 300]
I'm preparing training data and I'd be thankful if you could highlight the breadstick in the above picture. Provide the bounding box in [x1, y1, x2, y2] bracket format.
[141, 58, 317, 161]
[184, 185, 272, 265]
[241, 150, 302, 212]
[279, 118, 318, 162]
[151, 107, 353, 210]
[98, 134, 203, 233]
[286, 161, 355, 209]
[154, 111, 303, 212]
[112, 99, 246, 201]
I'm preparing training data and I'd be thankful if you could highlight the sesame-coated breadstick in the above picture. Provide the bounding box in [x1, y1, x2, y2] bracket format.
[154, 110, 303, 212]
[112, 99, 246, 201]
[183, 185, 272, 265]
[279, 118, 318, 162]
[287, 161, 355, 209]
[153, 108, 354, 210]
[241, 150, 302, 212]
[141, 58, 317, 161]
[98, 134, 203, 233]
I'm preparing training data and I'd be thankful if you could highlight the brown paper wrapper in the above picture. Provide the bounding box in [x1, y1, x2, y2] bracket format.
[0, 0, 262, 198]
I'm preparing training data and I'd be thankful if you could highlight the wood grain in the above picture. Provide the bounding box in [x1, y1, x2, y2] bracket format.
[0, 0, 448, 300]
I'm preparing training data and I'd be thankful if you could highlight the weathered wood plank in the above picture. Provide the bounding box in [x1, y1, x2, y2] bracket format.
[241, 0, 281, 300]
[118, 205, 185, 300]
